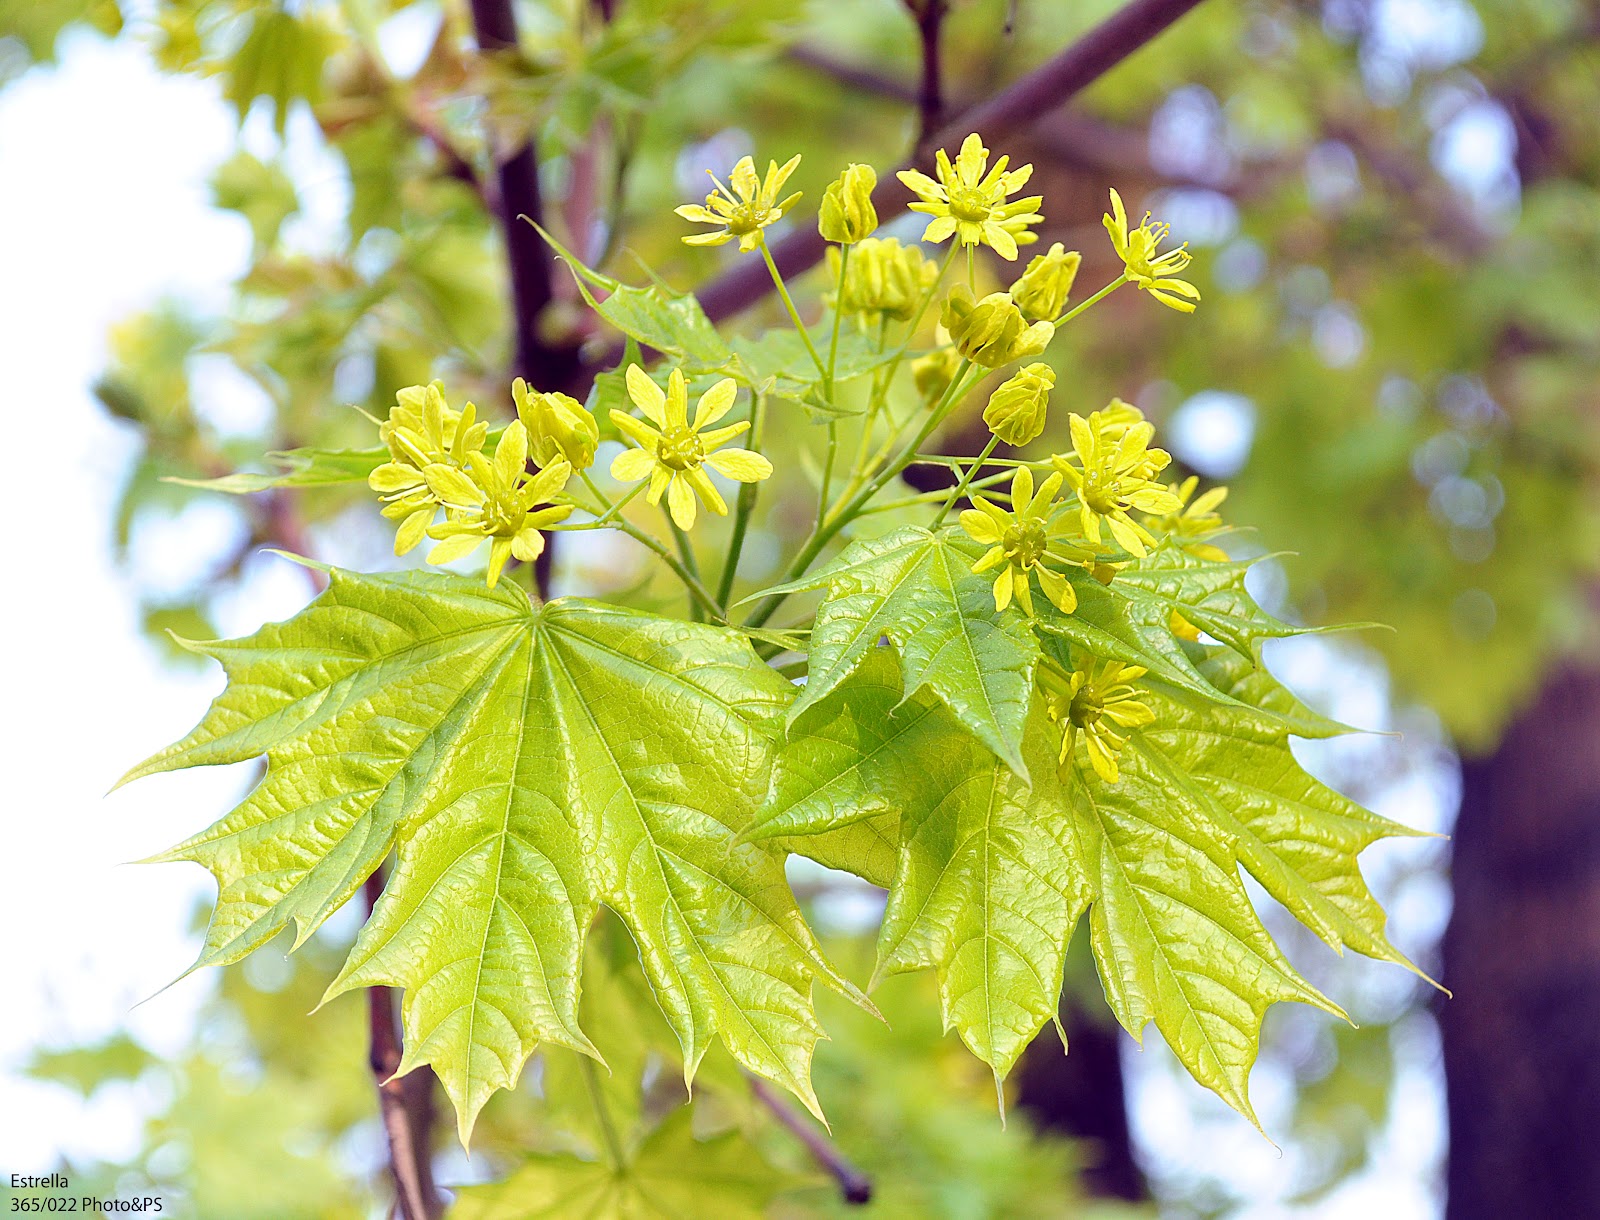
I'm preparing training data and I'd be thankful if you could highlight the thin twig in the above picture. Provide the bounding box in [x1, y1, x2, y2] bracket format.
[679, 0, 1210, 332]
[747, 1075, 873, 1205]
[365, 870, 446, 1220]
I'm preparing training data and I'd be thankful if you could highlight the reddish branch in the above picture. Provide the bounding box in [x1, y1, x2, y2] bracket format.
[747, 1075, 873, 1205]
[469, 0, 587, 598]
[686, 0, 1209, 328]
[365, 870, 446, 1220]
[908, 0, 948, 149]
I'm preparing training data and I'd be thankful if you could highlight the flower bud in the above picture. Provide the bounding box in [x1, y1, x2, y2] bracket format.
[828, 237, 937, 322]
[513, 377, 598, 470]
[912, 346, 962, 405]
[1009, 242, 1081, 321]
[982, 363, 1055, 445]
[939, 285, 1054, 368]
[818, 163, 878, 244]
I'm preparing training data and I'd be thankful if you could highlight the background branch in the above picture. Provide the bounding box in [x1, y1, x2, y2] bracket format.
[909, 0, 948, 150]
[747, 1074, 873, 1205]
[365, 869, 446, 1220]
[469, 0, 586, 597]
[681, 0, 1209, 330]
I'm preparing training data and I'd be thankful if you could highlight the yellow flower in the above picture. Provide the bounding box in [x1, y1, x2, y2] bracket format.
[827, 237, 938, 323]
[819, 162, 878, 244]
[675, 154, 802, 253]
[1147, 475, 1230, 562]
[982, 363, 1054, 446]
[422, 421, 573, 588]
[609, 365, 772, 530]
[1053, 409, 1182, 557]
[1009, 242, 1081, 321]
[940, 285, 1054, 368]
[1042, 657, 1155, 783]
[897, 133, 1044, 260]
[378, 381, 488, 469]
[513, 377, 598, 471]
[961, 465, 1092, 617]
[368, 382, 490, 556]
[1103, 188, 1201, 313]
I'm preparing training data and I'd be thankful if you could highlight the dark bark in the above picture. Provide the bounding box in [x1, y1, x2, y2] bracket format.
[1440, 666, 1600, 1216]
[469, 0, 585, 597]
[1440, 663, 1600, 1219]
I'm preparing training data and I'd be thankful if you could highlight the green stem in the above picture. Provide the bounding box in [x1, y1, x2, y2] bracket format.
[930, 434, 1001, 528]
[667, 514, 705, 622]
[616, 519, 723, 621]
[759, 235, 827, 380]
[1054, 273, 1128, 329]
[580, 1056, 625, 1172]
[716, 393, 766, 611]
[745, 360, 978, 631]
[858, 468, 1015, 515]
[825, 243, 848, 393]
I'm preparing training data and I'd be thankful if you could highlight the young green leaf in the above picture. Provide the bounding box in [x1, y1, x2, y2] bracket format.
[756, 654, 1419, 1127]
[757, 527, 1039, 779]
[121, 569, 858, 1141]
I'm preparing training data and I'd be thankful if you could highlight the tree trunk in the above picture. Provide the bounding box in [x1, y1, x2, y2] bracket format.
[1441, 662, 1600, 1218]
[1016, 1001, 1147, 1201]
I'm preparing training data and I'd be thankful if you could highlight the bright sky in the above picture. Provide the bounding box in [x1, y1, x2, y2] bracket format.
[0, 28, 260, 1168]
[0, 22, 1456, 1216]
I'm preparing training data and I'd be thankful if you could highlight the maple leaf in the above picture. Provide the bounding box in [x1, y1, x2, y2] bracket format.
[751, 526, 1040, 778]
[120, 567, 861, 1140]
[751, 640, 1419, 1126]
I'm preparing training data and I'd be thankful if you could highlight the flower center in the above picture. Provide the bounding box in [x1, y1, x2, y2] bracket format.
[1069, 687, 1104, 729]
[946, 186, 993, 223]
[657, 427, 705, 471]
[1081, 469, 1122, 515]
[725, 202, 768, 236]
[1002, 521, 1048, 569]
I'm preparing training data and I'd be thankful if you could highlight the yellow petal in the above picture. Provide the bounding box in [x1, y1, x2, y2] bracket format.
[625, 364, 667, 425]
[692, 378, 738, 431]
[960, 508, 1001, 545]
[684, 466, 728, 515]
[610, 447, 657, 483]
[703, 448, 772, 482]
[485, 537, 514, 588]
[667, 474, 697, 530]
[427, 533, 481, 566]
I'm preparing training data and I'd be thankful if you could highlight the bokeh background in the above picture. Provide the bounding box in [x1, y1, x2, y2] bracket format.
[0, 0, 1594, 1216]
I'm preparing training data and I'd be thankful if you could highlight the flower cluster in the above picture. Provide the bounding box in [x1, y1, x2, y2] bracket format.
[826, 237, 938, 324]
[358, 137, 1219, 776]
[367, 382, 577, 588]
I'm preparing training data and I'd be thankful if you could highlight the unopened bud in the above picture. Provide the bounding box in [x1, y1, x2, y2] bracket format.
[982, 363, 1055, 445]
[1009, 243, 1081, 321]
[513, 377, 598, 470]
[818, 163, 878, 244]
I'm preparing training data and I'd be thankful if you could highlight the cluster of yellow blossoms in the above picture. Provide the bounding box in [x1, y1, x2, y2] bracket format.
[364, 133, 1217, 782]
[367, 382, 578, 589]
